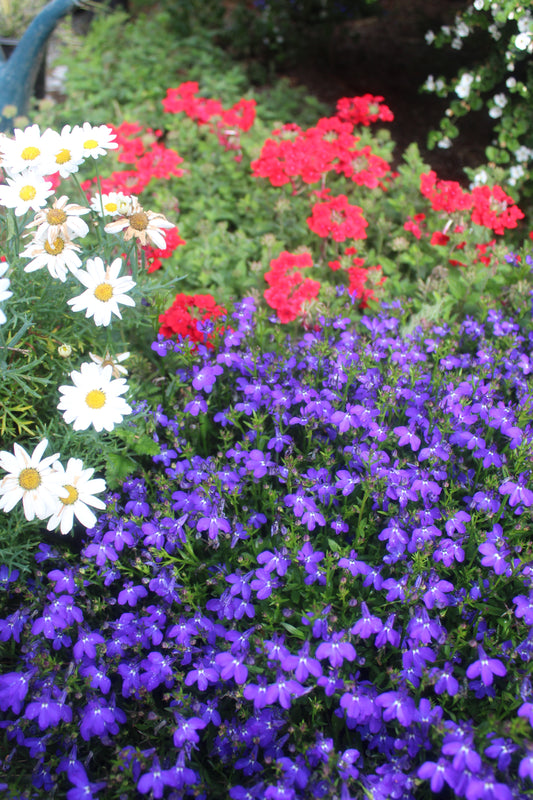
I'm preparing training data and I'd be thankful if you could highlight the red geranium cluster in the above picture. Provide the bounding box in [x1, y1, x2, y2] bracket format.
[251, 99, 391, 191]
[81, 122, 184, 197]
[158, 293, 227, 348]
[307, 193, 368, 242]
[420, 171, 524, 235]
[347, 263, 384, 307]
[470, 185, 525, 235]
[162, 81, 256, 155]
[420, 171, 472, 214]
[144, 227, 186, 273]
[264, 251, 321, 323]
[335, 94, 394, 127]
[329, 249, 384, 308]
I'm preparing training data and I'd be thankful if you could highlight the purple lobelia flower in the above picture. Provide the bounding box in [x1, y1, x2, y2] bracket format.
[315, 632, 356, 669]
[25, 693, 72, 730]
[66, 764, 107, 800]
[466, 645, 506, 687]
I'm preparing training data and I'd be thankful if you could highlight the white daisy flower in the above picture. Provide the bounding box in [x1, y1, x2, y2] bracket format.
[58, 362, 132, 432]
[21, 231, 82, 282]
[41, 125, 85, 178]
[89, 350, 130, 378]
[67, 256, 136, 327]
[104, 198, 175, 249]
[0, 439, 62, 521]
[0, 172, 54, 216]
[71, 122, 118, 160]
[0, 261, 13, 325]
[90, 191, 134, 217]
[0, 124, 53, 177]
[25, 195, 90, 245]
[46, 457, 106, 535]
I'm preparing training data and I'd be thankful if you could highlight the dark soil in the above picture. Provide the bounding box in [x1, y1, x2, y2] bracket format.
[278, 0, 493, 183]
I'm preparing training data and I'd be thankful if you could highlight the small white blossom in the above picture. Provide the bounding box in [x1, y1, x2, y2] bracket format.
[515, 146, 533, 162]
[470, 170, 489, 188]
[509, 165, 525, 185]
[506, 77, 517, 88]
[456, 73, 474, 99]
[425, 30, 435, 45]
[488, 24, 502, 41]
[438, 137, 453, 149]
[515, 32, 532, 50]
[473, 0, 485, 10]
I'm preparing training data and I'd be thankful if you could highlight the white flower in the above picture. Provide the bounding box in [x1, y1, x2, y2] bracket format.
[470, 169, 489, 188]
[0, 262, 13, 325]
[90, 191, 134, 217]
[493, 93, 508, 108]
[46, 457, 106, 535]
[437, 137, 453, 149]
[425, 30, 435, 45]
[515, 145, 532, 162]
[58, 362, 132, 432]
[104, 199, 175, 249]
[20, 231, 82, 282]
[509, 165, 525, 185]
[0, 439, 62, 521]
[473, 0, 485, 10]
[89, 350, 130, 378]
[0, 124, 53, 177]
[0, 172, 54, 216]
[67, 256, 136, 326]
[71, 122, 118, 160]
[515, 32, 532, 50]
[455, 73, 474, 99]
[26, 195, 90, 245]
[506, 77, 517, 89]
[42, 125, 85, 178]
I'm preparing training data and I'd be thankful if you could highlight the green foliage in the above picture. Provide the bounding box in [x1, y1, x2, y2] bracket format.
[424, 0, 533, 204]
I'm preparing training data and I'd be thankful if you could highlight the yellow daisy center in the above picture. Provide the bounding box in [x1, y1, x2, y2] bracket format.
[44, 237, 65, 256]
[129, 211, 149, 231]
[85, 389, 106, 409]
[18, 467, 41, 490]
[47, 208, 68, 225]
[21, 146, 40, 161]
[83, 139, 98, 150]
[61, 484, 79, 505]
[55, 148, 71, 164]
[19, 185, 37, 201]
[104, 202, 118, 213]
[94, 282, 113, 302]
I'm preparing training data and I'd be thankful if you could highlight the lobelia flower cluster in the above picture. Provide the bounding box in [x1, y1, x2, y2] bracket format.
[2, 296, 533, 797]
[0, 122, 176, 534]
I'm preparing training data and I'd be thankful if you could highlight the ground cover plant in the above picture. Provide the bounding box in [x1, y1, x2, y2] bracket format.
[1, 4, 533, 798]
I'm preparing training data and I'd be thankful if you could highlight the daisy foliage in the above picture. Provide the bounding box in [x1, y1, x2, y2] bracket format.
[0, 121, 177, 541]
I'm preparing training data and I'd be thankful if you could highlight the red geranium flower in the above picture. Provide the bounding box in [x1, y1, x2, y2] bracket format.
[158, 293, 226, 348]
[420, 171, 473, 214]
[264, 251, 320, 323]
[336, 95, 394, 127]
[307, 195, 368, 242]
[470, 185, 524, 235]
